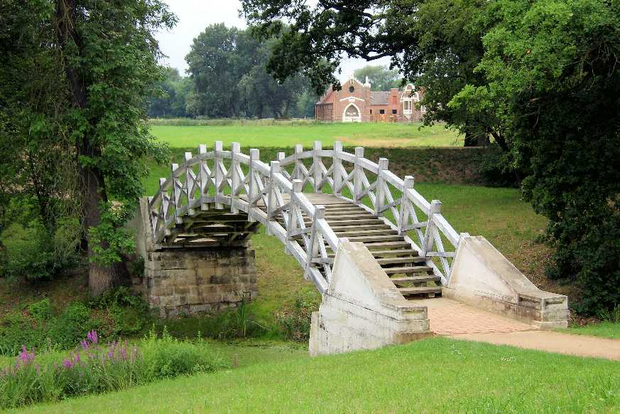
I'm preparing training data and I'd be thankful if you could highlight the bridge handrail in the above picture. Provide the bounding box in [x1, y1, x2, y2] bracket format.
[277, 141, 463, 281]
[148, 142, 339, 292]
[148, 140, 464, 288]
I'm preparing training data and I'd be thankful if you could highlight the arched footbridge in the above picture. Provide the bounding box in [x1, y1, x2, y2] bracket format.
[148, 141, 465, 300]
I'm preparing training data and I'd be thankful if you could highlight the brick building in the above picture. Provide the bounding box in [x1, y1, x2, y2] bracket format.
[315, 76, 425, 123]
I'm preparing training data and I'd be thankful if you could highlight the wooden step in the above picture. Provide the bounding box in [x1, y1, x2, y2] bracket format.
[335, 229, 398, 236]
[324, 205, 368, 211]
[329, 224, 387, 231]
[326, 217, 383, 224]
[363, 241, 412, 250]
[370, 249, 420, 257]
[390, 275, 441, 285]
[346, 235, 404, 243]
[399, 286, 442, 296]
[384, 266, 433, 275]
[376, 257, 424, 265]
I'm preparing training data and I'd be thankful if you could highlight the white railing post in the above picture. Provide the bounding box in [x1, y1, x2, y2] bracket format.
[231, 142, 240, 214]
[422, 200, 442, 257]
[184, 151, 196, 215]
[170, 163, 182, 224]
[248, 148, 260, 222]
[294, 144, 303, 181]
[158, 177, 167, 227]
[306, 205, 325, 278]
[313, 141, 322, 193]
[198, 144, 208, 210]
[333, 141, 343, 197]
[214, 141, 223, 209]
[353, 146, 364, 203]
[375, 158, 389, 216]
[266, 161, 280, 235]
[286, 179, 304, 254]
[398, 175, 414, 235]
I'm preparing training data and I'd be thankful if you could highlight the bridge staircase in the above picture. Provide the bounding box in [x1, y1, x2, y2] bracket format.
[271, 194, 441, 299]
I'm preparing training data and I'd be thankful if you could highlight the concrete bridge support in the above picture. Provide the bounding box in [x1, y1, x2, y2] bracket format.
[133, 198, 258, 317]
[310, 241, 431, 355]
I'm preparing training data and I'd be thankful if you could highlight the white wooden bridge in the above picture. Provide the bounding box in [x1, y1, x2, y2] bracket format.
[148, 141, 465, 301]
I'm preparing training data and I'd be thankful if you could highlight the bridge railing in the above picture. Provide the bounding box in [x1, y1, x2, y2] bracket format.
[148, 141, 338, 292]
[278, 141, 465, 283]
[149, 140, 465, 289]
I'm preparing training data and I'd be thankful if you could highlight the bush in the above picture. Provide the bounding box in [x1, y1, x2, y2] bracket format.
[276, 291, 320, 341]
[0, 218, 80, 281]
[0, 289, 152, 356]
[0, 330, 227, 409]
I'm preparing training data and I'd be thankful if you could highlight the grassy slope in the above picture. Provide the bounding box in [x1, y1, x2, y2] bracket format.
[22, 338, 620, 413]
[151, 122, 462, 148]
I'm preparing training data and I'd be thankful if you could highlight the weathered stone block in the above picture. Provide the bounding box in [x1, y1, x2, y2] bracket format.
[133, 198, 258, 318]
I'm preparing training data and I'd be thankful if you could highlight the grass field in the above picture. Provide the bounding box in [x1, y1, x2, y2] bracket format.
[22, 338, 620, 413]
[563, 322, 620, 340]
[150, 122, 462, 148]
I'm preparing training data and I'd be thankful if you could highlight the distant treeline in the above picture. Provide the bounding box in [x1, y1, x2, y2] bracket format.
[148, 24, 318, 119]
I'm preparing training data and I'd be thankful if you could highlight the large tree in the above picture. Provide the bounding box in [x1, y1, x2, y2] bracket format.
[242, 0, 494, 146]
[452, 0, 620, 314]
[186, 24, 314, 119]
[353, 65, 400, 91]
[148, 67, 191, 118]
[0, 0, 174, 295]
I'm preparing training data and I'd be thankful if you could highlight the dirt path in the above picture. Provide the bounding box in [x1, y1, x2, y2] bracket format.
[416, 298, 620, 360]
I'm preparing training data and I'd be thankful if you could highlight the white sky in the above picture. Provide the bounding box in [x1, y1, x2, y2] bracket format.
[154, 0, 390, 82]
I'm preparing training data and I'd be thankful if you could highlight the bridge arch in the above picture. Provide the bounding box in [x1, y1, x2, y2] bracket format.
[147, 141, 461, 296]
[139, 140, 569, 351]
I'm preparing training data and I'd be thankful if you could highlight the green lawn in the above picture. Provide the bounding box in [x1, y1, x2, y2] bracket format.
[565, 322, 620, 340]
[150, 122, 462, 149]
[21, 338, 620, 413]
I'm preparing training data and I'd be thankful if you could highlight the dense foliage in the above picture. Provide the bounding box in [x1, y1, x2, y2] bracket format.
[452, 0, 620, 314]
[242, 0, 620, 313]
[148, 68, 191, 118]
[0, 289, 151, 356]
[0, 329, 226, 409]
[353, 65, 401, 91]
[0, 0, 174, 294]
[185, 24, 317, 119]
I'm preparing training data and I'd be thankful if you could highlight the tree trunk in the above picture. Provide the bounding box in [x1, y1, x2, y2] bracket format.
[464, 130, 478, 147]
[56, 0, 129, 296]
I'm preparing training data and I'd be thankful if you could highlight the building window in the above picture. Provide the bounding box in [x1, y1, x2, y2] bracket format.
[379, 109, 385, 114]
[392, 109, 397, 114]
[349, 86, 355, 93]
[370, 109, 373, 114]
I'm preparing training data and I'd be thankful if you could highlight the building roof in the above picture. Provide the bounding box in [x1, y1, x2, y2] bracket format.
[371, 91, 390, 105]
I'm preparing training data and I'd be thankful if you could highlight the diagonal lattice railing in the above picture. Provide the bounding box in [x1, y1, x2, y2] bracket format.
[148, 141, 467, 293]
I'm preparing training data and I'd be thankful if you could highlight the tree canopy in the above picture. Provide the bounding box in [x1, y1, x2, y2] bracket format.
[185, 24, 316, 119]
[0, 0, 174, 294]
[353, 65, 401, 91]
[241, 0, 620, 314]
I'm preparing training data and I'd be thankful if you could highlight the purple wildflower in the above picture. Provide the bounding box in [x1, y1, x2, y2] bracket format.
[80, 340, 90, 350]
[87, 330, 98, 345]
[18, 345, 35, 364]
[63, 358, 73, 369]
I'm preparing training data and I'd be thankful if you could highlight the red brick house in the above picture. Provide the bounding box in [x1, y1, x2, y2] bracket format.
[315, 76, 426, 123]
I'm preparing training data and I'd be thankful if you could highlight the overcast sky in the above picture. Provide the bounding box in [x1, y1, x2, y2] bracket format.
[154, 0, 389, 82]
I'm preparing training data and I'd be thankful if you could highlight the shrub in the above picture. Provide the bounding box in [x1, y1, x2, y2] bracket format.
[0, 218, 80, 281]
[0, 290, 152, 356]
[276, 291, 320, 341]
[0, 330, 227, 409]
